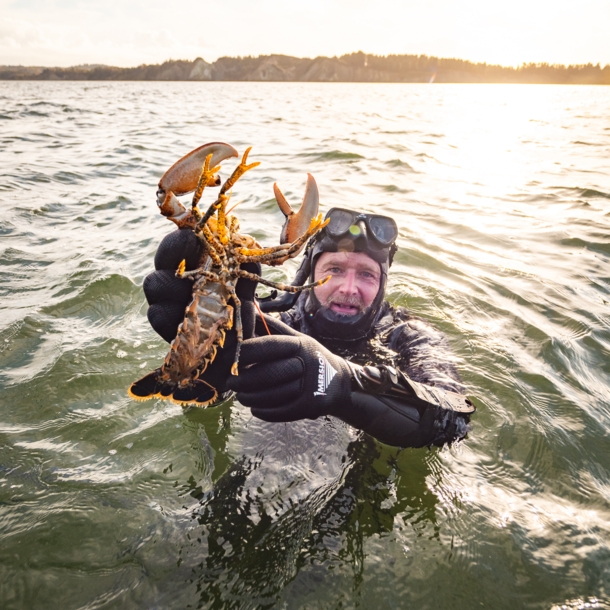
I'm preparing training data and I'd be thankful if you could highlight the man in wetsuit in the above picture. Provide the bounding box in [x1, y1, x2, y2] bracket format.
[144, 208, 474, 448]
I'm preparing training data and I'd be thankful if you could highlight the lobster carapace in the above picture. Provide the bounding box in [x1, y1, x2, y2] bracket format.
[128, 143, 329, 407]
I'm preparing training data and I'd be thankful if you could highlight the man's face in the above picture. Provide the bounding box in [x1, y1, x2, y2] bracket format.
[313, 251, 381, 316]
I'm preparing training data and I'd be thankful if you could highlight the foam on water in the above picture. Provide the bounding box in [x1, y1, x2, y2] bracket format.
[1, 81, 610, 609]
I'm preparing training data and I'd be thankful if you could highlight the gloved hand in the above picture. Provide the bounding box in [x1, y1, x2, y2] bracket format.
[143, 228, 259, 395]
[226, 329, 354, 422]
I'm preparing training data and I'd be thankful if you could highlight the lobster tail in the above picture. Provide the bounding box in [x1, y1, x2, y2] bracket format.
[172, 380, 218, 407]
[128, 369, 218, 407]
[128, 370, 164, 401]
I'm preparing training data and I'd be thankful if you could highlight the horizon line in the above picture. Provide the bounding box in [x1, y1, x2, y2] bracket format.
[3, 51, 610, 71]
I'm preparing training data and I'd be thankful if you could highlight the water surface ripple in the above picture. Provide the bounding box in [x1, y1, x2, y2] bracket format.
[1, 82, 609, 610]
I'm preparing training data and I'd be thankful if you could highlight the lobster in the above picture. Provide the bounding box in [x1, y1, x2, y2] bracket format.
[128, 143, 329, 407]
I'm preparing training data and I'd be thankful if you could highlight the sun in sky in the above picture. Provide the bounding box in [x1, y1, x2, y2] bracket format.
[1, 0, 609, 67]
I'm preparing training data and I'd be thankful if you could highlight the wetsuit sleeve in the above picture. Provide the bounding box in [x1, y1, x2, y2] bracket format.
[344, 393, 437, 448]
[343, 363, 474, 447]
[339, 308, 472, 446]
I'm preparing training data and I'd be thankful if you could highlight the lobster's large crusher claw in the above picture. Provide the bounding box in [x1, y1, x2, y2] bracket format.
[158, 142, 238, 198]
[274, 173, 320, 249]
[156, 142, 239, 228]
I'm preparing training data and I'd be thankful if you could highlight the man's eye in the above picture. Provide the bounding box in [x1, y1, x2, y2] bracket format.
[328, 267, 342, 273]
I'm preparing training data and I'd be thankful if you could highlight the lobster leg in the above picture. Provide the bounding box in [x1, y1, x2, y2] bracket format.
[198, 225, 225, 267]
[240, 250, 299, 265]
[237, 270, 330, 292]
[237, 232, 322, 265]
[229, 215, 240, 234]
[178, 268, 221, 282]
[237, 242, 297, 257]
[236, 214, 328, 260]
[266, 216, 329, 265]
[217, 194, 229, 246]
[225, 285, 242, 376]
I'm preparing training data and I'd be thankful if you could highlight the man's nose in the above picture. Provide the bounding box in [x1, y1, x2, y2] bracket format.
[339, 270, 358, 295]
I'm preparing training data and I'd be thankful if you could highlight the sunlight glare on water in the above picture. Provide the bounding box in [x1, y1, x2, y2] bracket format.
[0, 81, 609, 609]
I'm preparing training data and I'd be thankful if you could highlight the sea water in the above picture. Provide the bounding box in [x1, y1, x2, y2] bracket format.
[1, 81, 609, 609]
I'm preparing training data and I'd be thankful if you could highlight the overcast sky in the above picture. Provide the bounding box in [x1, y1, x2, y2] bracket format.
[1, 0, 609, 68]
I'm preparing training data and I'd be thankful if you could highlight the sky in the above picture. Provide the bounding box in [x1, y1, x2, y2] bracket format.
[1, 0, 609, 68]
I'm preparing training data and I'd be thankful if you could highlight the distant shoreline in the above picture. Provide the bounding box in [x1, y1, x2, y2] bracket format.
[2, 53, 609, 84]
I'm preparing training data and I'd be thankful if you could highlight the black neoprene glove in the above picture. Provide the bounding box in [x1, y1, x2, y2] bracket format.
[143, 228, 259, 395]
[226, 328, 354, 422]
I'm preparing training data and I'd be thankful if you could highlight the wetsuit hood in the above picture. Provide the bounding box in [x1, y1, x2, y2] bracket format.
[260, 210, 398, 342]
[302, 235, 390, 342]
[296, 210, 396, 342]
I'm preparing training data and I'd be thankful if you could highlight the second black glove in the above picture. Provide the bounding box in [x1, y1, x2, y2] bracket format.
[226, 333, 354, 422]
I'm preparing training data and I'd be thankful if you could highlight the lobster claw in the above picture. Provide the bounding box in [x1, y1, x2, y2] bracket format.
[156, 142, 238, 203]
[274, 173, 320, 246]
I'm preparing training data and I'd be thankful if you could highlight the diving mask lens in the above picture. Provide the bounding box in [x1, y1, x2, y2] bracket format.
[368, 216, 398, 245]
[325, 208, 398, 246]
[326, 209, 355, 236]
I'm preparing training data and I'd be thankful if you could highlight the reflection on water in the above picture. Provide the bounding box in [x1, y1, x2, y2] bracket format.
[0, 81, 609, 609]
[162, 416, 438, 610]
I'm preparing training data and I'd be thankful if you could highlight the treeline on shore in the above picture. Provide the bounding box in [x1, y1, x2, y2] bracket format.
[2, 52, 609, 84]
